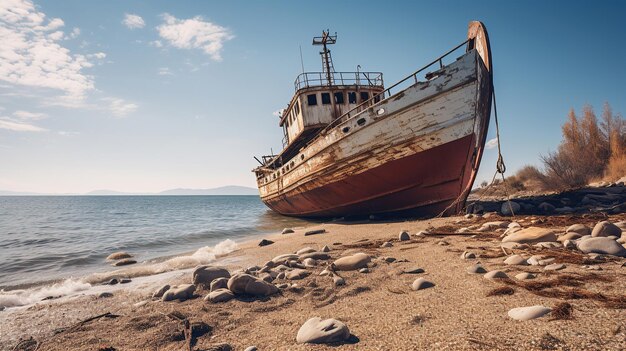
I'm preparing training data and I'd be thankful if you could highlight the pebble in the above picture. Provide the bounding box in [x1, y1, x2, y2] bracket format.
[282, 228, 295, 234]
[210, 277, 229, 292]
[106, 252, 132, 260]
[162, 284, 196, 302]
[258, 239, 274, 247]
[358, 268, 369, 273]
[333, 253, 371, 271]
[332, 275, 345, 286]
[305, 229, 326, 236]
[98, 292, 113, 298]
[205, 288, 235, 303]
[296, 317, 350, 344]
[271, 254, 299, 264]
[227, 273, 278, 296]
[577, 237, 626, 257]
[119, 278, 131, 284]
[484, 270, 509, 279]
[411, 278, 435, 290]
[276, 283, 289, 289]
[457, 227, 471, 234]
[399, 231, 410, 241]
[467, 264, 487, 274]
[113, 258, 137, 266]
[591, 221, 622, 237]
[193, 266, 231, 288]
[107, 278, 119, 285]
[296, 247, 317, 255]
[527, 255, 554, 266]
[319, 269, 331, 276]
[303, 258, 317, 268]
[299, 252, 330, 260]
[286, 269, 311, 280]
[502, 227, 557, 243]
[508, 306, 551, 321]
[504, 254, 528, 266]
[380, 241, 393, 248]
[515, 272, 536, 280]
[153, 284, 171, 298]
[583, 265, 602, 271]
[437, 241, 449, 246]
[382, 257, 396, 263]
[461, 251, 476, 259]
[544, 263, 566, 271]
[558, 232, 583, 242]
[563, 240, 577, 250]
[244, 347, 258, 351]
[566, 224, 591, 236]
[321, 245, 331, 252]
[415, 230, 430, 237]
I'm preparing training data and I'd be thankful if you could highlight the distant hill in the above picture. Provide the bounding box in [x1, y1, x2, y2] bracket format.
[85, 190, 139, 195]
[0, 190, 42, 196]
[158, 186, 258, 196]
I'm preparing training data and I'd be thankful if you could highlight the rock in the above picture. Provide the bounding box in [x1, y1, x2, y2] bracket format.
[538, 202, 555, 213]
[227, 273, 279, 296]
[271, 254, 299, 264]
[296, 317, 350, 344]
[98, 292, 113, 298]
[481, 221, 511, 230]
[276, 272, 286, 280]
[504, 254, 528, 265]
[210, 277, 229, 292]
[204, 344, 232, 351]
[332, 275, 345, 286]
[467, 264, 487, 274]
[534, 242, 561, 249]
[244, 347, 258, 351]
[508, 306, 551, 321]
[382, 257, 396, 263]
[501, 242, 530, 250]
[303, 258, 317, 268]
[162, 284, 196, 302]
[358, 268, 369, 273]
[305, 229, 326, 236]
[544, 263, 566, 271]
[558, 232, 583, 242]
[437, 241, 449, 246]
[258, 239, 274, 247]
[107, 278, 119, 285]
[296, 247, 317, 255]
[258, 273, 274, 283]
[591, 221, 622, 237]
[501, 201, 521, 216]
[577, 237, 626, 257]
[276, 283, 289, 289]
[119, 278, 131, 284]
[333, 253, 371, 271]
[566, 224, 591, 236]
[527, 255, 554, 266]
[193, 266, 231, 288]
[107, 252, 132, 260]
[282, 228, 294, 234]
[399, 231, 410, 241]
[457, 227, 471, 234]
[411, 278, 435, 290]
[113, 258, 137, 266]
[484, 270, 508, 279]
[321, 245, 331, 252]
[153, 284, 171, 298]
[205, 288, 235, 303]
[286, 269, 311, 280]
[380, 241, 393, 248]
[563, 240, 577, 250]
[515, 272, 536, 280]
[461, 251, 476, 259]
[299, 252, 330, 261]
[403, 267, 425, 274]
[584, 265, 602, 271]
[501, 227, 557, 244]
[415, 230, 430, 237]
[614, 221, 626, 230]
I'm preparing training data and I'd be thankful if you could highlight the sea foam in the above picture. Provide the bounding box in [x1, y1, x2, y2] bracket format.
[0, 279, 91, 310]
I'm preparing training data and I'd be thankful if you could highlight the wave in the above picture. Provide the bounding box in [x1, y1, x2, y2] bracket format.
[0, 279, 90, 310]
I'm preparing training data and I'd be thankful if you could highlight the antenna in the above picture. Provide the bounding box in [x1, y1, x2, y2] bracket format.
[312, 30, 337, 86]
[299, 45, 305, 75]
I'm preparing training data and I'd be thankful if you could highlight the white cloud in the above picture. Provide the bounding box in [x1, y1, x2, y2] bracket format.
[122, 13, 145, 29]
[0, 0, 95, 102]
[66, 27, 80, 39]
[13, 110, 47, 120]
[88, 52, 106, 59]
[0, 117, 46, 132]
[157, 13, 234, 61]
[485, 137, 498, 150]
[149, 40, 163, 48]
[158, 67, 173, 76]
[103, 97, 138, 117]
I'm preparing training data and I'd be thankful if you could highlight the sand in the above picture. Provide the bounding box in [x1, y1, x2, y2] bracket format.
[2, 214, 626, 351]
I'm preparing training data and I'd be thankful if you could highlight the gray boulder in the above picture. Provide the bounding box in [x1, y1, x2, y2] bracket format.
[286, 269, 311, 280]
[411, 278, 435, 290]
[508, 306, 551, 321]
[210, 277, 229, 292]
[502, 227, 557, 243]
[227, 273, 279, 296]
[484, 270, 508, 279]
[152, 284, 171, 298]
[501, 201, 520, 216]
[106, 252, 132, 260]
[591, 221, 622, 237]
[296, 317, 350, 344]
[162, 284, 196, 302]
[333, 253, 371, 271]
[399, 231, 410, 241]
[504, 254, 528, 266]
[205, 288, 235, 303]
[566, 224, 591, 236]
[192, 266, 230, 288]
[577, 237, 626, 257]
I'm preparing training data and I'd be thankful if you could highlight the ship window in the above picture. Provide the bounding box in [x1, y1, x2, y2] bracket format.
[300, 154, 305, 160]
[290, 161, 294, 168]
[295, 101, 300, 115]
[348, 92, 357, 104]
[334, 92, 344, 104]
[307, 94, 317, 106]
[357, 118, 366, 126]
[360, 92, 370, 101]
[321, 92, 331, 105]
[342, 126, 350, 133]
[374, 94, 381, 103]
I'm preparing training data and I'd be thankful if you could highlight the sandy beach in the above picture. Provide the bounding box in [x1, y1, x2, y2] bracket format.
[3, 204, 625, 351]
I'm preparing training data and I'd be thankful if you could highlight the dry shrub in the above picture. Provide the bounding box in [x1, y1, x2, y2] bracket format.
[550, 302, 574, 320]
[486, 286, 515, 296]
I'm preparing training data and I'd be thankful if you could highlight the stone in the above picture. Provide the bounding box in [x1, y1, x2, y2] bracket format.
[467, 264, 487, 274]
[614, 221, 626, 230]
[286, 269, 311, 280]
[276, 283, 289, 289]
[282, 228, 294, 234]
[399, 231, 410, 241]
[591, 221, 622, 237]
[244, 347, 258, 351]
[333, 253, 371, 271]
[484, 270, 508, 279]
[303, 258, 317, 268]
[584, 265, 602, 271]
[538, 202, 555, 213]
[162, 284, 196, 302]
[461, 251, 476, 259]
[577, 237, 626, 257]
[153, 284, 171, 298]
[544, 263, 566, 271]
[299, 252, 330, 261]
[534, 242, 561, 249]
[271, 254, 299, 264]
[501, 227, 557, 244]
[258, 273, 274, 283]
[457, 227, 471, 234]
[411, 278, 435, 290]
[276, 272, 286, 280]
[321, 245, 331, 252]
[515, 272, 535, 280]
[120, 278, 131, 284]
[113, 258, 137, 266]
[508, 306, 551, 321]
[501, 201, 521, 216]
[319, 269, 331, 276]
[563, 240, 577, 250]
[205, 288, 235, 303]
[296, 247, 317, 255]
[382, 256, 396, 263]
[305, 229, 326, 236]
[358, 268, 369, 273]
[296, 317, 350, 344]
[415, 230, 430, 237]
[437, 241, 449, 246]
[380, 241, 393, 248]
[481, 221, 511, 230]
[527, 255, 554, 266]
[332, 275, 345, 286]
[193, 266, 231, 288]
[107, 278, 119, 285]
[508, 222, 521, 229]
[210, 277, 229, 291]
[403, 267, 425, 274]
[258, 239, 274, 247]
[558, 232, 583, 242]
[227, 273, 279, 296]
[554, 206, 574, 214]
[106, 252, 132, 260]
[98, 292, 113, 298]
[504, 254, 528, 266]
[566, 224, 591, 236]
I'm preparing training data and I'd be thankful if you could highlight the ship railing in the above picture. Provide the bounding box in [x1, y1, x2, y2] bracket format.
[294, 71, 384, 91]
[321, 39, 471, 133]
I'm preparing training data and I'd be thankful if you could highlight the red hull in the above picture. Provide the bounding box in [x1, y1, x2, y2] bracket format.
[264, 134, 476, 218]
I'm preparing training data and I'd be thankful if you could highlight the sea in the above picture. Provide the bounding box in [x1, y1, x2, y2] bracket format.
[0, 195, 309, 309]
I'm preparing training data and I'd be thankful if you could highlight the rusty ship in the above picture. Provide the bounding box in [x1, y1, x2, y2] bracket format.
[253, 21, 493, 218]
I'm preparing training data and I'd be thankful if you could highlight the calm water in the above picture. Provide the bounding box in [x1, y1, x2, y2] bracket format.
[0, 196, 308, 290]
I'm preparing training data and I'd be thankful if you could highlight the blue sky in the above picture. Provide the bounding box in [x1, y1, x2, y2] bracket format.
[0, 0, 625, 193]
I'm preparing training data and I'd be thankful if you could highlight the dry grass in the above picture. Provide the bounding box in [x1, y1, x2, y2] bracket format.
[549, 302, 574, 320]
[486, 286, 515, 296]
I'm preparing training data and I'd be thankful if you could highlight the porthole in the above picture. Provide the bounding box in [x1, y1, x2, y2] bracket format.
[357, 118, 366, 126]
[377, 108, 385, 115]
[301, 154, 305, 160]
[342, 126, 350, 133]
[290, 161, 294, 168]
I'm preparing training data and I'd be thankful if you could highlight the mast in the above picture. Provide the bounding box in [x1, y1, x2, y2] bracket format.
[312, 30, 337, 86]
